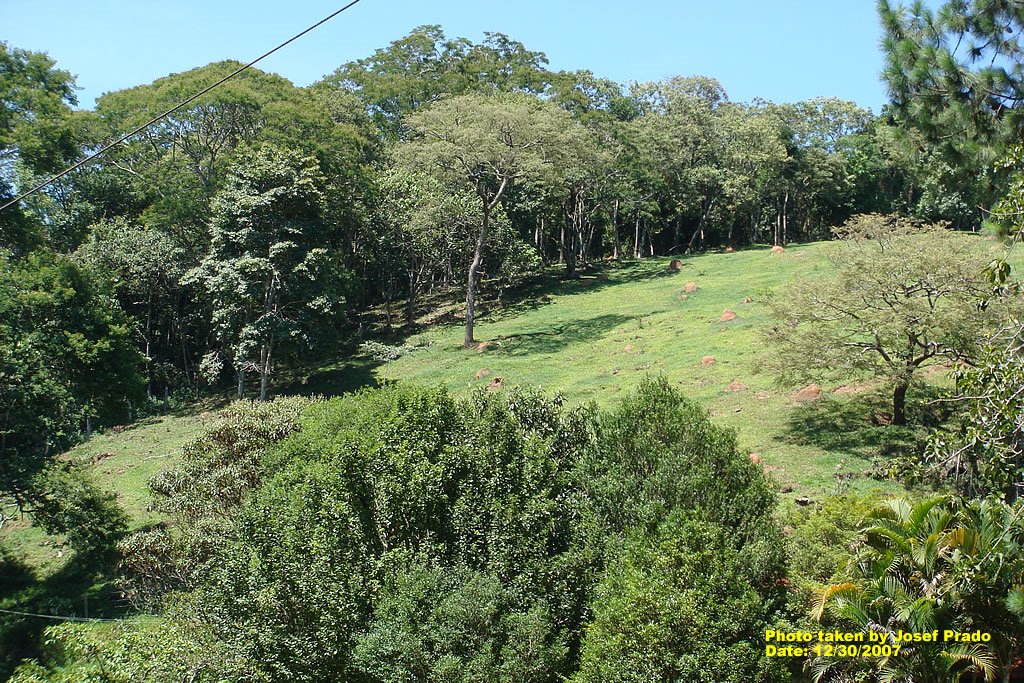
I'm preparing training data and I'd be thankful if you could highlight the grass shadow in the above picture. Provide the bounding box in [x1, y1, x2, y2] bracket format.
[277, 354, 382, 399]
[486, 313, 635, 357]
[782, 385, 948, 462]
[0, 543, 127, 679]
[482, 258, 684, 324]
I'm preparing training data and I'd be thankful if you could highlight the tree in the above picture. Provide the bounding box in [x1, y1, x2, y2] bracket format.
[187, 144, 349, 400]
[927, 324, 1024, 501]
[374, 167, 479, 328]
[397, 92, 578, 347]
[767, 214, 1007, 425]
[878, 0, 1024, 215]
[574, 515, 788, 683]
[0, 250, 143, 524]
[323, 26, 552, 139]
[0, 42, 78, 253]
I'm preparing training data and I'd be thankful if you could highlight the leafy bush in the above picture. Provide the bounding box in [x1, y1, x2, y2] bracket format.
[26, 466, 127, 556]
[187, 379, 788, 681]
[573, 515, 790, 683]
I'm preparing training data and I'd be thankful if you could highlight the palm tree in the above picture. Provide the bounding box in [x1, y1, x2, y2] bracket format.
[810, 497, 1009, 683]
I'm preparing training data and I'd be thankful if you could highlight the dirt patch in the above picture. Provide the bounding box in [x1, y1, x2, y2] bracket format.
[474, 368, 490, 380]
[793, 384, 823, 401]
[755, 390, 772, 400]
[701, 355, 716, 366]
[771, 245, 785, 255]
[833, 383, 870, 395]
[669, 259, 683, 272]
[720, 310, 737, 322]
[623, 344, 636, 354]
[683, 282, 699, 293]
[726, 380, 747, 392]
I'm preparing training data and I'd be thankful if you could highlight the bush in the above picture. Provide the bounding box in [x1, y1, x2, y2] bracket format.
[574, 515, 790, 683]
[144, 379, 788, 681]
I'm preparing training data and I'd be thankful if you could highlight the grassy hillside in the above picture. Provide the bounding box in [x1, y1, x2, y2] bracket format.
[369, 243, 926, 499]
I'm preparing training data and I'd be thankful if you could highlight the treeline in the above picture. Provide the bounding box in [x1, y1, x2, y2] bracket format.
[0, 24, 1009, 506]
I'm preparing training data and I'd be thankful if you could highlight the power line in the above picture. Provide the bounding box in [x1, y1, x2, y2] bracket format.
[0, 0, 365, 214]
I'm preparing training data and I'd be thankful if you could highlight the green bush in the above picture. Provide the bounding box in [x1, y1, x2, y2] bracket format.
[133, 379, 789, 682]
[574, 515, 790, 683]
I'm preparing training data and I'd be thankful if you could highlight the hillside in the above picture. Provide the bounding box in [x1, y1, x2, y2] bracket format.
[3, 240, 970, 568]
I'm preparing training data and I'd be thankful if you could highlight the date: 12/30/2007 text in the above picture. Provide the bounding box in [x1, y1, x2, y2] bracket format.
[763, 629, 992, 658]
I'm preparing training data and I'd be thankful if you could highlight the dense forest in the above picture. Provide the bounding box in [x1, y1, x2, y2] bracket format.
[2, 0, 1024, 681]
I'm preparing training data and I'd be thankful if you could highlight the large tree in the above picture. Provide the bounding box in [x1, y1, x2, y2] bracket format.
[188, 144, 349, 400]
[767, 213, 1008, 425]
[397, 92, 579, 347]
[879, 0, 1024, 213]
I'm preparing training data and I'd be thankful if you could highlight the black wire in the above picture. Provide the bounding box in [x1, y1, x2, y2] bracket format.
[0, 0, 365, 214]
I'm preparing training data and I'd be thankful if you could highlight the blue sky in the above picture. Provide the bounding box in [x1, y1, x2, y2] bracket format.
[2, 0, 890, 112]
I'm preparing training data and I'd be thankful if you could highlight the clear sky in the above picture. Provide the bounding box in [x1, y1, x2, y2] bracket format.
[2, 0, 891, 112]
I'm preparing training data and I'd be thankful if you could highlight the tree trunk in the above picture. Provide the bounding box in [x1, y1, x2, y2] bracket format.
[612, 199, 621, 260]
[259, 342, 272, 402]
[634, 211, 641, 258]
[237, 368, 245, 400]
[892, 381, 908, 426]
[465, 209, 491, 348]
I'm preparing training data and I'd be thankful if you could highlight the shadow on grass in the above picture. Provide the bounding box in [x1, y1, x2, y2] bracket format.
[783, 386, 948, 463]
[277, 354, 382, 399]
[0, 545, 126, 679]
[486, 313, 635, 357]
[482, 258, 684, 324]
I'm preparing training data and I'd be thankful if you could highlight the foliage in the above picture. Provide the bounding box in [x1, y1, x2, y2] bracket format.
[176, 379, 787, 681]
[25, 466, 127, 557]
[187, 144, 351, 399]
[767, 214, 1004, 424]
[811, 496, 1024, 683]
[323, 25, 552, 138]
[0, 249, 144, 502]
[9, 612, 254, 683]
[359, 340, 420, 362]
[352, 562, 568, 683]
[879, 0, 1023, 175]
[573, 514, 789, 683]
[398, 91, 583, 345]
[927, 324, 1024, 501]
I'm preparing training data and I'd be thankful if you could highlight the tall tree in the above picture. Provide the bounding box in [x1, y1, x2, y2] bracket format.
[188, 145, 349, 400]
[879, 0, 1024, 213]
[767, 214, 1007, 425]
[397, 92, 578, 347]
